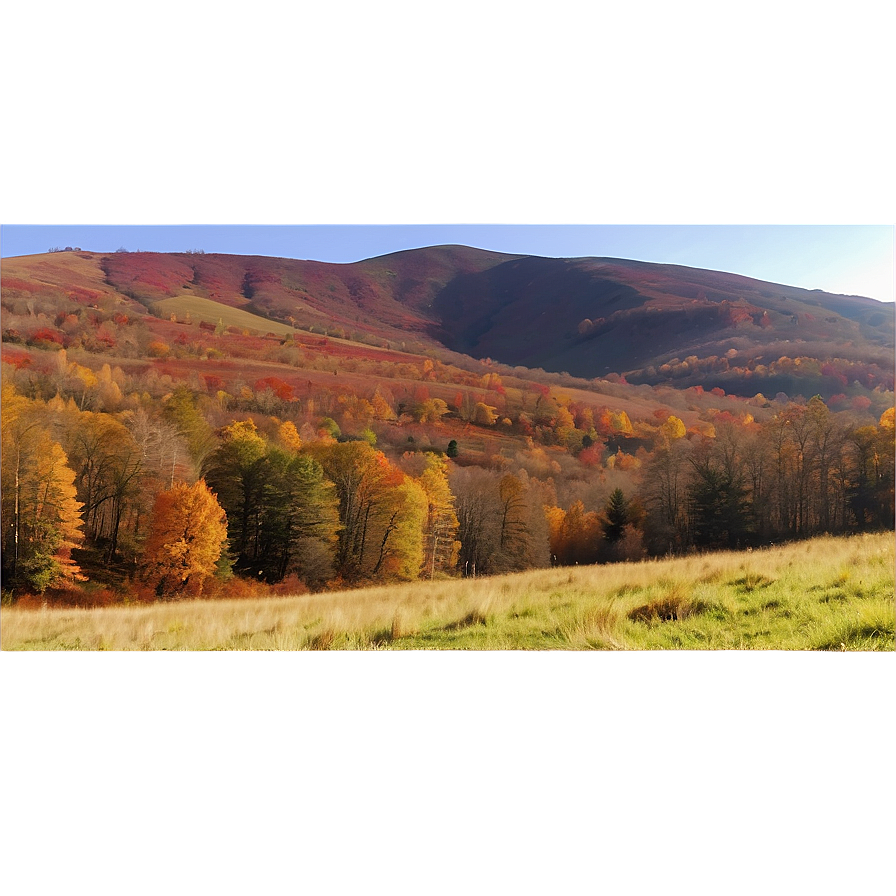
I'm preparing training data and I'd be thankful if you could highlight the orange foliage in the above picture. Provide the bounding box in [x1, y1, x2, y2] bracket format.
[141, 480, 228, 597]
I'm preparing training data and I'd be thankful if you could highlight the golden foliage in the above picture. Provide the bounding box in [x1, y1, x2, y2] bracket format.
[142, 480, 227, 596]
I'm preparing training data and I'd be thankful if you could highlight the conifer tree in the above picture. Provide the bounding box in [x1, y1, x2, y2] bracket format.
[603, 489, 629, 543]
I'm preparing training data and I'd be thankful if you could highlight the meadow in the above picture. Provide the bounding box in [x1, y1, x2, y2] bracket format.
[2, 532, 893, 651]
[152, 294, 298, 335]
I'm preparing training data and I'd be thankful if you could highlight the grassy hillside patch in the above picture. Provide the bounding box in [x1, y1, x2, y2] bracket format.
[2, 533, 892, 651]
[152, 295, 297, 335]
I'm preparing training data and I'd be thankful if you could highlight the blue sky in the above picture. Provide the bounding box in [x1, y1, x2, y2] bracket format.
[0, 0, 896, 301]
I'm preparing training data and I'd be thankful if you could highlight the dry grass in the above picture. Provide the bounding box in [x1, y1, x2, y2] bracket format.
[2, 532, 893, 651]
[152, 295, 296, 335]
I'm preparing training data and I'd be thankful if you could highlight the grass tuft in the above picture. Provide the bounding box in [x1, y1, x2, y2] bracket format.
[628, 583, 707, 623]
[308, 628, 336, 650]
[732, 573, 775, 592]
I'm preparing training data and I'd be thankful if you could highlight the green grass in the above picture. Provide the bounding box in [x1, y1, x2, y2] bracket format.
[2, 533, 893, 650]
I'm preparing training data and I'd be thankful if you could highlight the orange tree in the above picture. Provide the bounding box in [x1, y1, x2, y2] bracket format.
[141, 480, 227, 597]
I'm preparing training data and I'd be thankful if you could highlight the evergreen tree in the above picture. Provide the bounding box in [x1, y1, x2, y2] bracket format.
[603, 488, 629, 543]
[256, 448, 340, 583]
[204, 420, 268, 566]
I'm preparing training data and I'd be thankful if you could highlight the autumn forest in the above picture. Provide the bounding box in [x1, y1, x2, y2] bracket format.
[1, 247, 893, 614]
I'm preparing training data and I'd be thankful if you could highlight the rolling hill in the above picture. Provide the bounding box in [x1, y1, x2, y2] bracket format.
[3, 245, 894, 402]
[2, 244, 893, 608]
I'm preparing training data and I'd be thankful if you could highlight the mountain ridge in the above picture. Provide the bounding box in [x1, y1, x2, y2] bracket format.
[3, 245, 893, 399]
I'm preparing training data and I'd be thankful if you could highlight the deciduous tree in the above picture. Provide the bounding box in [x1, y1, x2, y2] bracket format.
[141, 480, 227, 597]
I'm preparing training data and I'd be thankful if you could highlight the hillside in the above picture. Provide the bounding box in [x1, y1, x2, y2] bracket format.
[431, 255, 895, 398]
[4, 246, 893, 402]
[2, 245, 893, 608]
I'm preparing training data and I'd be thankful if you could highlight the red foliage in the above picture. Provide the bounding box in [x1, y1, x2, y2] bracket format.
[254, 376, 295, 401]
[2, 349, 33, 369]
[1, 276, 40, 292]
[102, 252, 194, 298]
[67, 287, 102, 303]
[30, 327, 64, 346]
[203, 374, 225, 392]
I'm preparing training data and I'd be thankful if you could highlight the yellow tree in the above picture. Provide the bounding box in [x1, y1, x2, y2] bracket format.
[416, 456, 460, 577]
[1, 384, 85, 592]
[660, 415, 686, 445]
[371, 477, 428, 579]
[141, 480, 228, 597]
[277, 421, 303, 452]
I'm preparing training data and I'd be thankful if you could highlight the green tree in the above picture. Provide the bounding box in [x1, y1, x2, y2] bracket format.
[688, 457, 749, 548]
[204, 420, 268, 566]
[163, 386, 216, 470]
[256, 447, 340, 583]
[603, 488, 629, 543]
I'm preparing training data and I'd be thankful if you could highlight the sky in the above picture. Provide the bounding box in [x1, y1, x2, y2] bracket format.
[0, 0, 896, 301]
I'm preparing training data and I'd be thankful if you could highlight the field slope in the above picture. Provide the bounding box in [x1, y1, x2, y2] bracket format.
[2, 533, 892, 651]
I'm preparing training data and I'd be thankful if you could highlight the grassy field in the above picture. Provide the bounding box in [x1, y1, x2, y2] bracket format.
[152, 294, 298, 335]
[2, 533, 893, 651]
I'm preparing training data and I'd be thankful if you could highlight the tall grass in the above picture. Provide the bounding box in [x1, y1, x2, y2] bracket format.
[2, 533, 893, 651]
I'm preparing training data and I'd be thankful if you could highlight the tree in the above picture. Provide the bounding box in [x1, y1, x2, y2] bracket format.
[370, 477, 428, 579]
[163, 386, 216, 470]
[451, 466, 501, 576]
[603, 488, 629, 543]
[688, 447, 749, 549]
[309, 440, 425, 580]
[416, 456, 460, 577]
[496, 474, 532, 571]
[63, 411, 143, 561]
[141, 480, 227, 597]
[660, 415, 686, 445]
[549, 500, 602, 566]
[204, 420, 268, 565]
[472, 402, 498, 426]
[641, 438, 692, 552]
[413, 398, 450, 424]
[1, 384, 85, 592]
[255, 448, 340, 583]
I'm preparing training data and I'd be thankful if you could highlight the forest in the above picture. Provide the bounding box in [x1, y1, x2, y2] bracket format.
[2, 354, 893, 603]
[1, 248, 893, 605]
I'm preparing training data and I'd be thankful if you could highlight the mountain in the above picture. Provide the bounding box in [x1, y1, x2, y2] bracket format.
[428, 254, 895, 398]
[3, 246, 893, 400]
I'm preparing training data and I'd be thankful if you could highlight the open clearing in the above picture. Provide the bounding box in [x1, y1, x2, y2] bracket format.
[2, 532, 893, 651]
[152, 295, 297, 335]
